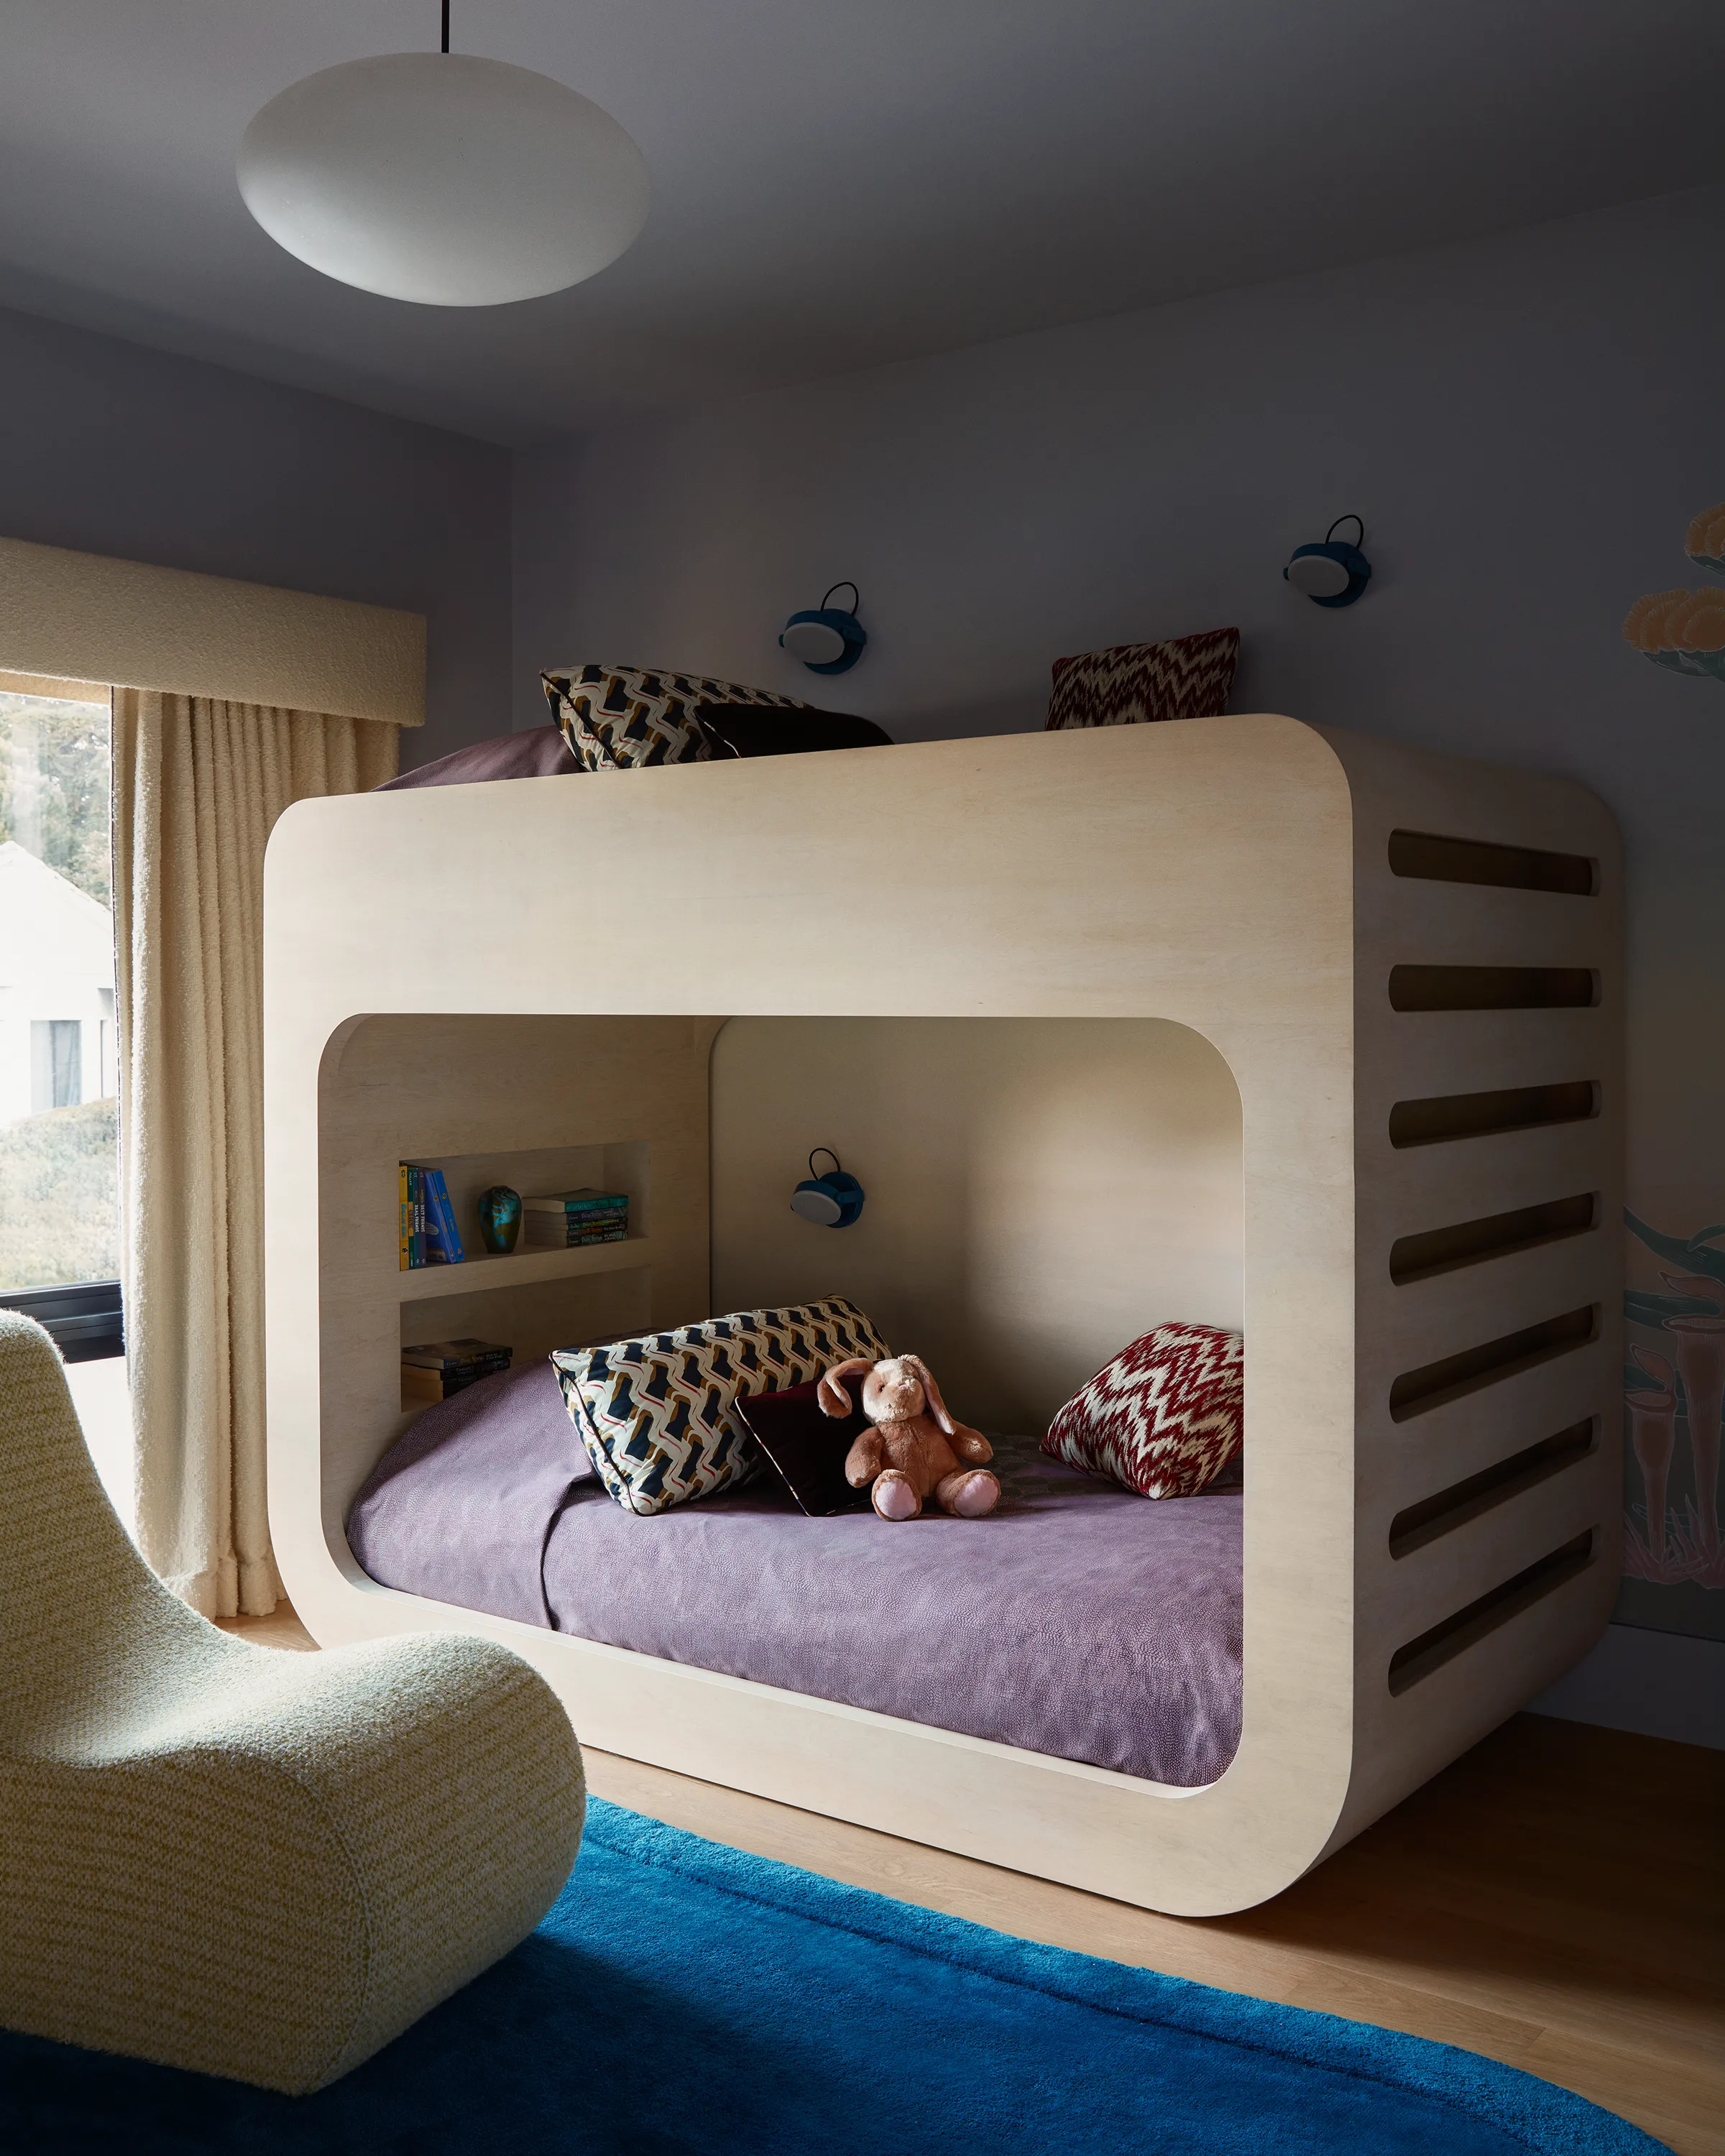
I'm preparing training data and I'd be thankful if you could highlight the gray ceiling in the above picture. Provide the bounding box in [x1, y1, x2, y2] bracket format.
[0, 0, 1719, 447]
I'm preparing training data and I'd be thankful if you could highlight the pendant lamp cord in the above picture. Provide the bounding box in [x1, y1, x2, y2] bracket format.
[441, 0, 450, 53]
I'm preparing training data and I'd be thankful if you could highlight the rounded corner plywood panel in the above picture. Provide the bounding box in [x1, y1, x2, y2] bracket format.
[710, 1015, 1243, 1433]
[265, 718, 1622, 1915]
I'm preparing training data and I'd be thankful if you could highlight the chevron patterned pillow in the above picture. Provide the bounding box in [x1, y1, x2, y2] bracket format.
[1044, 627, 1238, 732]
[542, 665, 807, 772]
[553, 1297, 890, 1516]
[1041, 1324, 1243, 1499]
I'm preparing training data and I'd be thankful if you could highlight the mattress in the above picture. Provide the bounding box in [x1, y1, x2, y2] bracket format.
[348, 1360, 1242, 1789]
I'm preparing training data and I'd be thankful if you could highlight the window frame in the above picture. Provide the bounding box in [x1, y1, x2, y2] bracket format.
[0, 1279, 124, 1362]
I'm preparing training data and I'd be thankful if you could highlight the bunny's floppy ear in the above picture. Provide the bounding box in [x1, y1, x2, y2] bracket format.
[902, 1355, 954, 1434]
[819, 1358, 876, 1417]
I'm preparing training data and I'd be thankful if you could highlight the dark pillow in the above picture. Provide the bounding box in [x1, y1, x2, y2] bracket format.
[374, 726, 579, 791]
[734, 1378, 874, 1516]
[694, 703, 894, 759]
[543, 666, 808, 771]
[1045, 627, 1238, 732]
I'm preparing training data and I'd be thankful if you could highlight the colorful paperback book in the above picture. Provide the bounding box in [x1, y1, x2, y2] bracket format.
[521, 1187, 629, 1217]
[398, 1163, 428, 1269]
[405, 1164, 466, 1265]
[524, 1217, 628, 1247]
[428, 1169, 465, 1263]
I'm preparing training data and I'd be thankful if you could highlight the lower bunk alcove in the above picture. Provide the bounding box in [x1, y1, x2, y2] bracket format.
[348, 1014, 1248, 1792]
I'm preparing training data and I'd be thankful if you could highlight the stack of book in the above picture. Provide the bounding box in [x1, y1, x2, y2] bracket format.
[400, 1338, 512, 1406]
[399, 1163, 466, 1269]
[522, 1187, 630, 1249]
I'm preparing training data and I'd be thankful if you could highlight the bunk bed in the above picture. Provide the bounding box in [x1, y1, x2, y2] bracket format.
[262, 714, 1622, 1917]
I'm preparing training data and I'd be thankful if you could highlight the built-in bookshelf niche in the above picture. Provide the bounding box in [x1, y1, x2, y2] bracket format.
[395, 1138, 653, 1414]
[397, 1138, 650, 1298]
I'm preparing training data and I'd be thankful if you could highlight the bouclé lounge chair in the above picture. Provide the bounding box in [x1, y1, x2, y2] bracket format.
[0, 1312, 584, 2093]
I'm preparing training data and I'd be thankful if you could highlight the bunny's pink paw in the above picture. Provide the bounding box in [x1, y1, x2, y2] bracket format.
[873, 1473, 920, 1521]
[946, 1470, 999, 1517]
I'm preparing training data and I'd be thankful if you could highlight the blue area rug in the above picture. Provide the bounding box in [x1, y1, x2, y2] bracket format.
[0, 1799, 1663, 2155]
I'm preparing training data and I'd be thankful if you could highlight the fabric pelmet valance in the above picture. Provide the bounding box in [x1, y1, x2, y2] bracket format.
[0, 535, 424, 726]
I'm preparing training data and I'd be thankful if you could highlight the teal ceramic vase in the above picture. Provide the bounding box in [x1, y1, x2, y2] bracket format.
[477, 1185, 522, 1255]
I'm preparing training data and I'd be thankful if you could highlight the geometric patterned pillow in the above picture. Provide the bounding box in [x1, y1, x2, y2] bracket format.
[1044, 627, 1238, 732]
[542, 665, 808, 772]
[551, 1297, 889, 1516]
[1041, 1324, 1243, 1499]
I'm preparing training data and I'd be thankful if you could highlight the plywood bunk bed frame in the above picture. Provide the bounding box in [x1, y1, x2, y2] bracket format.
[263, 715, 1622, 1917]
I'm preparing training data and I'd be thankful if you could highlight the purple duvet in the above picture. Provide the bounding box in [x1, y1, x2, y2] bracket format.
[349, 1361, 1242, 1788]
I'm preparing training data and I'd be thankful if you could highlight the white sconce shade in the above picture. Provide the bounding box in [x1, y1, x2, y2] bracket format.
[238, 52, 650, 307]
[1284, 552, 1353, 599]
[780, 619, 850, 666]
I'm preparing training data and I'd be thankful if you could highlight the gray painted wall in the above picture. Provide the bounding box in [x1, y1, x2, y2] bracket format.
[515, 183, 1725, 1739]
[0, 303, 511, 767]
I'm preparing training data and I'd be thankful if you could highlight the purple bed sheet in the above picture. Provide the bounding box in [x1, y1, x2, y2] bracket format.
[375, 725, 578, 790]
[348, 1360, 1243, 1788]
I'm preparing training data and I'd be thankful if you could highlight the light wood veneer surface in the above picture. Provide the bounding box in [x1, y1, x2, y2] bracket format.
[221, 1608, 1721, 2156]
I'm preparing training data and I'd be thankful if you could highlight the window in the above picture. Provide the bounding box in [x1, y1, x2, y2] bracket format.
[0, 683, 123, 1363]
[33, 1017, 84, 1110]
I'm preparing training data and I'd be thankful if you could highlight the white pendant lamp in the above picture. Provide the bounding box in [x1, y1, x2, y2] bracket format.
[237, 4, 650, 307]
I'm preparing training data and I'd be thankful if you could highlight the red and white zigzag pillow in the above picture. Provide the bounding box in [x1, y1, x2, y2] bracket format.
[1042, 1324, 1243, 1498]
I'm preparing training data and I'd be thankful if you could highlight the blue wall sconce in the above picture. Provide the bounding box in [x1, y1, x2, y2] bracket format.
[1284, 515, 1372, 608]
[780, 582, 868, 674]
[790, 1148, 866, 1228]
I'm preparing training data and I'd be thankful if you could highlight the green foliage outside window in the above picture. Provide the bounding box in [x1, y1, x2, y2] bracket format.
[0, 691, 117, 1294]
[0, 692, 112, 907]
[0, 1098, 120, 1289]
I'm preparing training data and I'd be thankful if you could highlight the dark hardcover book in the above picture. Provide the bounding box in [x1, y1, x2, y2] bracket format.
[401, 1337, 514, 1372]
[441, 1365, 505, 1398]
[402, 1363, 510, 1405]
[401, 1357, 512, 1379]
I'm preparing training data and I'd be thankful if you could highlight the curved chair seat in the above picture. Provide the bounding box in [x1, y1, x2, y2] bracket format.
[0, 1314, 584, 2093]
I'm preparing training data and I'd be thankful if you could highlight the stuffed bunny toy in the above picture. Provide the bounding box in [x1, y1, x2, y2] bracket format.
[817, 1354, 1000, 1521]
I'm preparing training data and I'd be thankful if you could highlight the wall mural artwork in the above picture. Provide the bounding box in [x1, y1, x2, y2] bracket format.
[1622, 1215, 1725, 1634]
[1622, 502, 1725, 682]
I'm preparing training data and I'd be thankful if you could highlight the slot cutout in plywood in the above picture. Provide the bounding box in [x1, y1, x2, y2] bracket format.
[1389, 1080, 1598, 1148]
[1389, 1419, 1598, 1557]
[1389, 1193, 1598, 1284]
[1388, 830, 1597, 895]
[1389, 1305, 1598, 1422]
[1388, 965, 1598, 1012]
[1387, 1530, 1595, 1694]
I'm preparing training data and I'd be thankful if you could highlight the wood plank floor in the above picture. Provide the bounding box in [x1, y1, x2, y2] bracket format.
[227, 1608, 1722, 2154]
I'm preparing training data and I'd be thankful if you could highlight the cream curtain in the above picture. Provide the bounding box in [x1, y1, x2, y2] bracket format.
[112, 690, 398, 1617]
